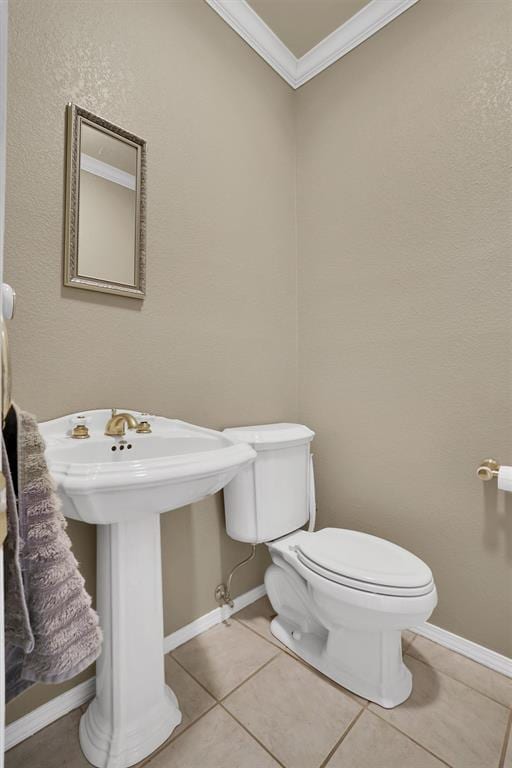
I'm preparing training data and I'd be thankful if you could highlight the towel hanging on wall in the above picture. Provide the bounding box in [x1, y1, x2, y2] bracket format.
[4, 405, 102, 702]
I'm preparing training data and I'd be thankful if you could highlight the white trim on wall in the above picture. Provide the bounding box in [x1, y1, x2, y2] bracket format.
[412, 621, 512, 679]
[163, 583, 266, 653]
[5, 678, 96, 751]
[204, 0, 420, 89]
[80, 154, 136, 190]
[6, 582, 511, 751]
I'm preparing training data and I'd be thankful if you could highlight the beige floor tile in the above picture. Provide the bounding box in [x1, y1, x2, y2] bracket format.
[407, 635, 512, 707]
[369, 655, 509, 768]
[303, 660, 368, 707]
[146, 705, 279, 768]
[224, 652, 361, 768]
[172, 620, 279, 699]
[326, 710, 445, 768]
[164, 655, 215, 739]
[5, 709, 88, 768]
[235, 596, 283, 649]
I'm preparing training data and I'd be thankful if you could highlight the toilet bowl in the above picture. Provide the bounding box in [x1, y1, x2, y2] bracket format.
[266, 528, 436, 707]
[222, 423, 437, 708]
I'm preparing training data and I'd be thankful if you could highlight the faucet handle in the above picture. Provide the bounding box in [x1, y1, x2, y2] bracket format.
[70, 414, 90, 439]
[111, 408, 117, 418]
[136, 413, 153, 434]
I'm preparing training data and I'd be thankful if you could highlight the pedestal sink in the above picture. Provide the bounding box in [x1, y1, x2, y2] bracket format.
[40, 409, 256, 768]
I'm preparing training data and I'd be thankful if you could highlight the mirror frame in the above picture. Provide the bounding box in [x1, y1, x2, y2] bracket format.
[64, 103, 146, 299]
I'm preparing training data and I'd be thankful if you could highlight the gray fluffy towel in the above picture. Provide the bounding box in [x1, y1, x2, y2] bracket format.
[5, 406, 102, 701]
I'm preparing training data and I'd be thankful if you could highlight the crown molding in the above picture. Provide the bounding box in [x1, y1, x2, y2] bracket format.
[296, 0, 419, 86]
[205, 0, 419, 89]
[204, 0, 297, 87]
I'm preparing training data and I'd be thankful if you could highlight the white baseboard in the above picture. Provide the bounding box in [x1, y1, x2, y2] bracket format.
[412, 621, 512, 678]
[5, 584, 266, 751]
[7, 583, 511, 751]
[5, 678, 96, 751]
[163, 583, 266, 654]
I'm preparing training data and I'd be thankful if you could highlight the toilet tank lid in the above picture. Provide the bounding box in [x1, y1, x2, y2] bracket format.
[223, 423, 314, 448]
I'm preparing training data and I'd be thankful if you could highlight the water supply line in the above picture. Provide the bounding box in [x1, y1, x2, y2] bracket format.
[308, 454, 316, 532]
[215, 545, 257, 609]
[215, 453, 316, 609]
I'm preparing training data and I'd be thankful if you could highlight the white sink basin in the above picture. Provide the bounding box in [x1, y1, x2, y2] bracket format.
[40, 409, 255, 768]
[41, 409, 255, 524]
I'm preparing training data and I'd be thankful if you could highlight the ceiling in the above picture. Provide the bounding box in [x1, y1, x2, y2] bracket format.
[247, 0, 369, 58]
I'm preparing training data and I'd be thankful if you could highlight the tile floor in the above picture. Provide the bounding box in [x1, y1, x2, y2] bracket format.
[6, 597, 512, 768]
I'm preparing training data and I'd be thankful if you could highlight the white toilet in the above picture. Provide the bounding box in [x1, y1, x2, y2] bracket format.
[223, 423, 437, 708]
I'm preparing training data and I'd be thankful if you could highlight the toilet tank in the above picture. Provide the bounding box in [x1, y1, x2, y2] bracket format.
[222, 424, 315, 544]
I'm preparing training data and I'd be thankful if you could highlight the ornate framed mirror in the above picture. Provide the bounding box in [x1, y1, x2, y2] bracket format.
[64, 104, 146, 299]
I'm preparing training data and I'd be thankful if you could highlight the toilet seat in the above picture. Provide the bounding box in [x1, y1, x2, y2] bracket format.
[294, 528, 434, 597]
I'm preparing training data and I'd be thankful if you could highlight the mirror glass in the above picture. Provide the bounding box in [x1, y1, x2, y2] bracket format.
[78, 124, 137, 285]
[65, 105, 146, 298]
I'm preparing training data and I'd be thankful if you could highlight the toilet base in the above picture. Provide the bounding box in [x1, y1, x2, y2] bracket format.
[270, 615, 412, 709]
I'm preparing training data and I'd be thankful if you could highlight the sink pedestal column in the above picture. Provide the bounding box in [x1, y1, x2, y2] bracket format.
[79, 514, 181, 768]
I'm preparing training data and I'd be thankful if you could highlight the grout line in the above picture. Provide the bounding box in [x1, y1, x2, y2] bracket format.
[169, 626, 364, 768]
[138, 653, 220, 765]
[291, 652, 370, 709]
[233, 616, 304, 663]
[214, 627, 456, 768]
[403, 651, 512, 710]
[318, 707, 366, 768]
[169, 652, 224, 700]
[402, 632, 417, 653]
[234, 616, 295, 656]
[369, 708, 454, 768]
[235, 617, 369, 707]
[169, 653, 219, 704]
[171, 632, 362, 768]
[218, 702, 287, 768]
[171, 647, 280, 704]
[170, 620, 507, 768]
[219, 653, 281, 702]
[138, 703, 217, 767]
[499, 708, 512, 768]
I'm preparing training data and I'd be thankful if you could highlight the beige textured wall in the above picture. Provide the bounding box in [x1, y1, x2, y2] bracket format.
[5, 0, 296, 722]
[296, 0, 512, 655]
